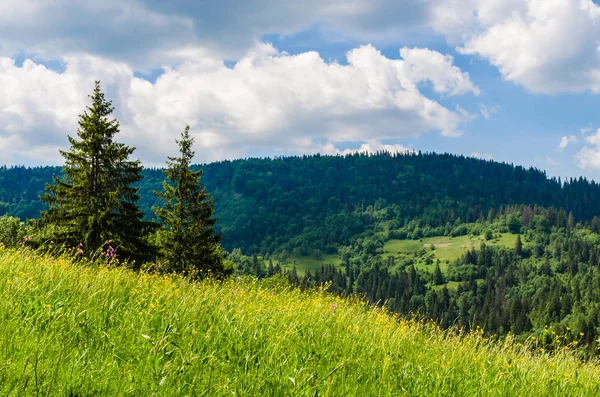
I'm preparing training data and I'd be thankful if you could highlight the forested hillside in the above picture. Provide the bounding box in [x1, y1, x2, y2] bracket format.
[3, 152, 600, 253]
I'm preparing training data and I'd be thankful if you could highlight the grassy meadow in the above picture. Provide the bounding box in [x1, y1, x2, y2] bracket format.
[261, 232, 517, 276]
[384, 233, 517, 272]
[274, 253, 341, 275]
[1, 246, 600, 396]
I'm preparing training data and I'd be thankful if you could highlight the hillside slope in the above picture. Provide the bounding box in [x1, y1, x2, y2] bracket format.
[1, 247, 599, 396]
[3, 153, 600, 253]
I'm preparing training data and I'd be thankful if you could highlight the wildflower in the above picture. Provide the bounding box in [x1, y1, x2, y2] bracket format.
[106, 245, 117, 259]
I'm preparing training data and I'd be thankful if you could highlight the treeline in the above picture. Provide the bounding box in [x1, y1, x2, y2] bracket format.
[4, 152, 600, 254]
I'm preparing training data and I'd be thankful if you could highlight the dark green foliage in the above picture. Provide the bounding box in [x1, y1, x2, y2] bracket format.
[0, 215, 26, 247]
[39, 81, 150, 261]
[484, 229, 493, 240]
[154, 126, 229, 278]
[433, 261, 445, 285]
[7, 152, 600, 254]
[507, 215, 522, 234]
[515, 235, 523, 257]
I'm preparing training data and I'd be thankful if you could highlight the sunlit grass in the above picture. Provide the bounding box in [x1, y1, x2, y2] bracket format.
[270, 253, 341, 275]
[0, 246, 599, 396]
[384, 233, 517, 269]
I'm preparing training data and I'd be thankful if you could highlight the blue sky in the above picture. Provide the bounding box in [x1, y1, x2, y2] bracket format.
[2, 0, 600, 180]
[265, 24, 600, 180]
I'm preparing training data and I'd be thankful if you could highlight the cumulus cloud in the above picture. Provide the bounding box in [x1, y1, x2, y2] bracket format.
[576, 129, 600, 168]
[399, 47, 480, 96]
[0, 55, 134, 164]
[433, 0, 600, 94]
[0, 0, 201, 68]
[3, 0, 600, 97]
[126, 44, 477, 163]
[0, 44, 477, 165]
[558, 135, 578, 150]
[0, 0, 432, 66]
[308, 140, 414, 156]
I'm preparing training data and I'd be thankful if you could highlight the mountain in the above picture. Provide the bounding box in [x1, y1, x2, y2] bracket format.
[2, 152, 600, 253]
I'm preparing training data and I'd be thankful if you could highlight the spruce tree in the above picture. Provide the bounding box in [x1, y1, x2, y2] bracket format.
[154, 126, 229, 278]
[40, 81, 148, 260]
[433, 261, 445, 285]
[515, 235, 523, 257]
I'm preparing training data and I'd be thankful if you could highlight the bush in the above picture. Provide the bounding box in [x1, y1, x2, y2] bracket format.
[0, 215, 26, 247]
[484, 229, 494, 241]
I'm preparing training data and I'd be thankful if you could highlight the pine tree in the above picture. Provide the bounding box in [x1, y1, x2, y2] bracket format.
[40, 81, 149, 261]
[515, 235, 523, 257]
[154, 126, 229, 278]
[433, 261, 445, 285]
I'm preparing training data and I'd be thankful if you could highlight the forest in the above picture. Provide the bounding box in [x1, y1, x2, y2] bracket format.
[4, 151, 600, 253]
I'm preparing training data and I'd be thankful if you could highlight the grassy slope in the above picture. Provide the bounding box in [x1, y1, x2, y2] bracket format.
[273, 253, 341, 275]
[277, 233, 517, 276]
[1, 248, 599, 396]
[384, 233, 518, 272]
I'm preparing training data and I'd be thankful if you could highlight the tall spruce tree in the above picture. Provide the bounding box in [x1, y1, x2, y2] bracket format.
[40, 81, 149, 260]
[154, 126, 229, 278]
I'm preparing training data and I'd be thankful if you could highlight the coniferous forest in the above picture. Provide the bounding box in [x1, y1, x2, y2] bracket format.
[5, 83, 600, 359]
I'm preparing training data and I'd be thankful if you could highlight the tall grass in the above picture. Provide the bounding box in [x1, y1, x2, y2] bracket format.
[0, 246, 599, 396]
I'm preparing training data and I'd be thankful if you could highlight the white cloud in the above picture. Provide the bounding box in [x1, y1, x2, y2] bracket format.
[433, 0, 600, 94]
[0, 44, 477, 165]
[581, 126, 593, 134]
[0, 0, 201, 68]
[126, 44, 477, 163]
[479, 104, 499, 119]
[0, 55, 134, 164]
[576, 129, 600, 168]
[3, 0, 600, 97]
[399, 47, 480, 96]
[314, 140, 414, 156]
[471, 152, 494, 160]
[558, 135, 578, 150]
[0, 0, 431, 66]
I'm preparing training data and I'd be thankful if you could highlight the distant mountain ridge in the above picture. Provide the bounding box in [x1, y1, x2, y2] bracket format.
[2, 152, 600, 252]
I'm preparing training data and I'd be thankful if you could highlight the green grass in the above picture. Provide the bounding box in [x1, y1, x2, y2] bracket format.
[384, 233, 518, 271]
[1, 247, 600, 396]
[271, 253, 341, 275]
